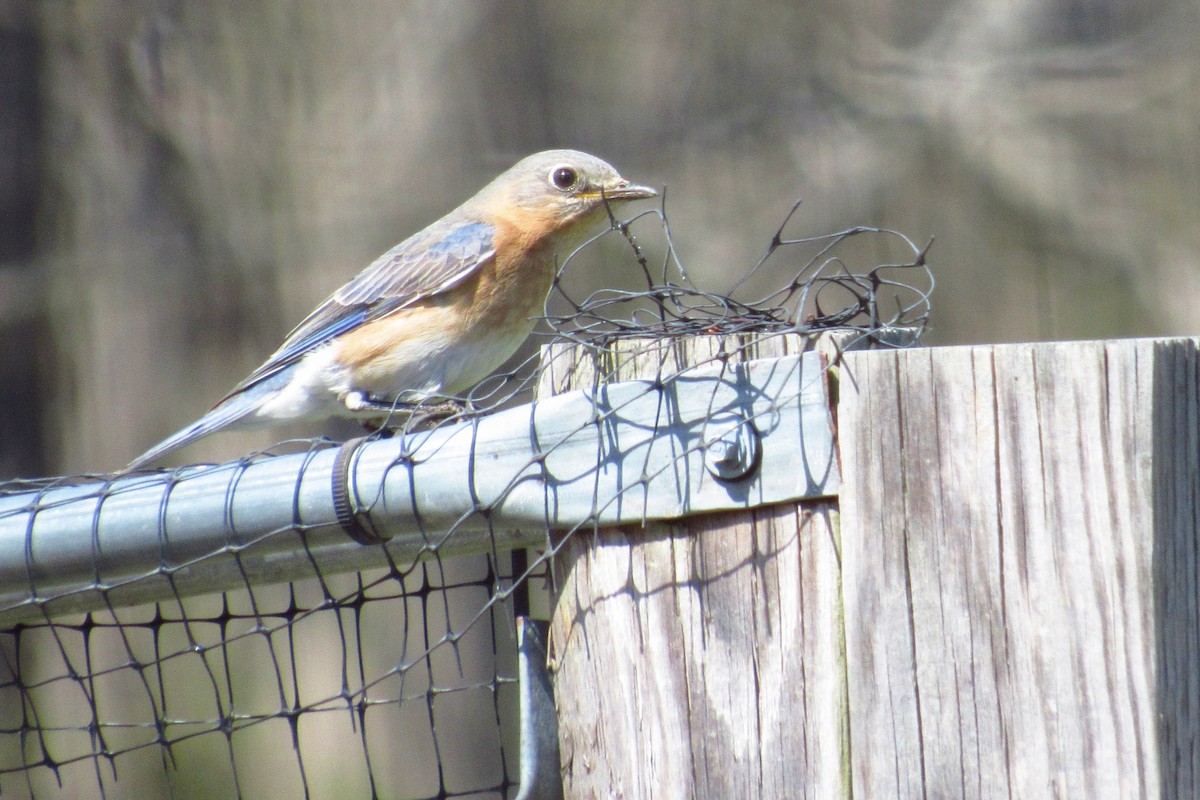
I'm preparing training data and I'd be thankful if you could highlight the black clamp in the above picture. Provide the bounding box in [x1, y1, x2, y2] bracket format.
[331, 436, 389, 545]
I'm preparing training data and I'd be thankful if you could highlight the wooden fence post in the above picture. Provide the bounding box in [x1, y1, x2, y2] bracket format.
[539, 333, 848, 798]
[838, 337, 1199, 799]
[540, 335, 1200, 798]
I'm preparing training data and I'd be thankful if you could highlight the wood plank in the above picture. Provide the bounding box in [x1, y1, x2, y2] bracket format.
[548, 504, 846, 798]
[838, 338, 1199, 799]
[543, 333, 848, 798]
[1152, 338, 1200, 800]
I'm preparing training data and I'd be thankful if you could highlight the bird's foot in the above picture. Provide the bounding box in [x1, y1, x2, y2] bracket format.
[344, 391, 472, 434]
[342, 390, 405, 414]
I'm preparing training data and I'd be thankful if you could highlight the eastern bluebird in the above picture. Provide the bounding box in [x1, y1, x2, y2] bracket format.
[126, 149, 656, 469]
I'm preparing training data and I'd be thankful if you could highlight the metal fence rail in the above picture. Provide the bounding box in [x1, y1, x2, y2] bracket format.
[0, 352, 836, 627]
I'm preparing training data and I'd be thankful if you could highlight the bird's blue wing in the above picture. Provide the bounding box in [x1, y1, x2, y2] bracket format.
[226, 219, 496, 395]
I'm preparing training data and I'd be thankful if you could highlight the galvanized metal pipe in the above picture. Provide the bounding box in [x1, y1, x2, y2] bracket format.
[0, 352, 837, 625]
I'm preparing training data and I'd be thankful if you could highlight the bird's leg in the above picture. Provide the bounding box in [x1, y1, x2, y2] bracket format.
[342, 390, 471, 434]
[342, 390, 407, 414]
[377, 399, 473, 434]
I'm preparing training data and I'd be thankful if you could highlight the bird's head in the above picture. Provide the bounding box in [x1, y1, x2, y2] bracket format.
[473, 149, 657, 236]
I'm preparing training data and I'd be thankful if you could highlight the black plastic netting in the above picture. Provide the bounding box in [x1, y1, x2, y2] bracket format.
[0, 199, 932, 799]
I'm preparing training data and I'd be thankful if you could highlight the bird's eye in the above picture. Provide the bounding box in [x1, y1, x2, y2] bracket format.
[550, 166, 579, 191]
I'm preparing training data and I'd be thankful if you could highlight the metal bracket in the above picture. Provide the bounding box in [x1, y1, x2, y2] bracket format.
[513, 618, 562, 800]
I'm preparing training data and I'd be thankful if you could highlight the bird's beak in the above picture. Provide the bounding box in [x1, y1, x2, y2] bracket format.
[601, 179, 658, 202]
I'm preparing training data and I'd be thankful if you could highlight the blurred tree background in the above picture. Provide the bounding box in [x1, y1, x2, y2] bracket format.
[1, 0, 1197, 474]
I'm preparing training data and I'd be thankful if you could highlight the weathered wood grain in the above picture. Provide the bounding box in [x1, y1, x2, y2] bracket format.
[548, 504, 845, 798]
[838, 338, 1199, 799]
[543, 333, 848, 798]
[1151, 339, 1200, 800]
[544, 334, 1200, 798]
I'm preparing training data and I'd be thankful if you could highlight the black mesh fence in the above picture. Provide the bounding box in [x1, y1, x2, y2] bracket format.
[0, 202, 931, 799]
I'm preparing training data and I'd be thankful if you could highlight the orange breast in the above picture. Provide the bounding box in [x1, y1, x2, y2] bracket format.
[332, 210, 563, 395]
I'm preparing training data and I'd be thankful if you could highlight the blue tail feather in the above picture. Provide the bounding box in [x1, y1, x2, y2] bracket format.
[124, 372, 292, 471]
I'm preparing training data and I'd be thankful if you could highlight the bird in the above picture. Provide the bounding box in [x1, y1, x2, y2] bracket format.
[126, 149, 656, 470]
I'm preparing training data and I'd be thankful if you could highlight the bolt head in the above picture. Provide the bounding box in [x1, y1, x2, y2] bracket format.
[703, 417, 760, 481]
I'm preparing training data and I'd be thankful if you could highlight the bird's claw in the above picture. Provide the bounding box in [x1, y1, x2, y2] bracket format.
[344, 391, 472, 434]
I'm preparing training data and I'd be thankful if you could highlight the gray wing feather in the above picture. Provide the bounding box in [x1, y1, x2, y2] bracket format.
[335, 218, 496, 305]
[229, 218, 496, 392]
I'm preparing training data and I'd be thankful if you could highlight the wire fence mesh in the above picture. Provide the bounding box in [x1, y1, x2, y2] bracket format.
[0, 200, 932, 799]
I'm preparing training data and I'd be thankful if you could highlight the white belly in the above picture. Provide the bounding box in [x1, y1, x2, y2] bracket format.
[248, 326, 527, 423]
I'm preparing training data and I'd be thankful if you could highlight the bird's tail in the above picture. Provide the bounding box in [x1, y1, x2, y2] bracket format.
[124, 378, 284, 471]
